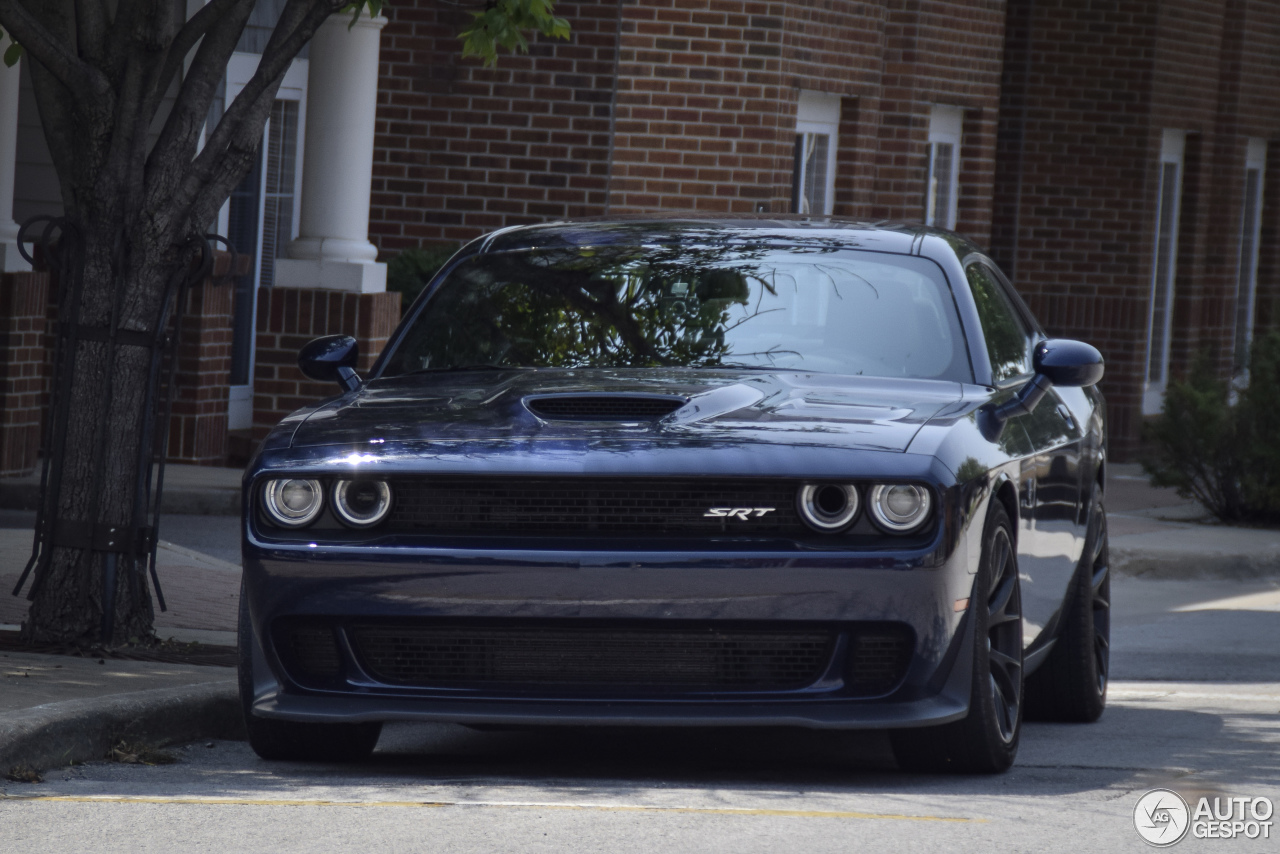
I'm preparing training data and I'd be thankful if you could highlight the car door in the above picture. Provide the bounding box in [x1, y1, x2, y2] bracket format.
[964, 259, 1084, 646]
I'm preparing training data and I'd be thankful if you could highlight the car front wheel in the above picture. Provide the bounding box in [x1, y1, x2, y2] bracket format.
[891, 500, 1024, 773]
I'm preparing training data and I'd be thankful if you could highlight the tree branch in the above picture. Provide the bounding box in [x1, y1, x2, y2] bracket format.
[141, 0, 256, 220]
[73, 0, 109, 66]
[147, 0, 245, 115]
[0, 0, 107, 95]
[157, 0, 345, 236]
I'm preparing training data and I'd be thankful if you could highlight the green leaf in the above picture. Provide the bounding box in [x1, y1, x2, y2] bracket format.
[3, 42, 22, 68]
[458, 0, 571, 68]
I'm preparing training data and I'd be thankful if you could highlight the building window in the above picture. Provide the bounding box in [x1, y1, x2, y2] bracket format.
[925, 106, 963, 229]
[1234, 139, 1266, 378]
[1143, 130, 1186, 416]
[222, 52, 307, 431]
[792, 91, 840, 215]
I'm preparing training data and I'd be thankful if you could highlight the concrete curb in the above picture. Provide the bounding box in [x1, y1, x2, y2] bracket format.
[0, 680, 244, 774]
[0, 483, 239, 516]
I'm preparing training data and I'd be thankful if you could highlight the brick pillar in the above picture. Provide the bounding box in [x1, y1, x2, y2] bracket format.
[0, 270, 50, 476]
[167, 251, 249, 465]
[251, 287, 401, 442]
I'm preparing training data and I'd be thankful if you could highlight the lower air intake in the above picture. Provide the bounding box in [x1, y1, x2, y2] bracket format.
[348, 622, 835, 693]
[846, 625, 914, 696]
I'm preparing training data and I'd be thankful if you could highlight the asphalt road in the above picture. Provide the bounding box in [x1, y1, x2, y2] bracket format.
[1, 576, 1277, 853]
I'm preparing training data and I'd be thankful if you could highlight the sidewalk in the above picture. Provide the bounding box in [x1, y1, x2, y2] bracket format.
[0, 463, 242, 516]
[1106, 462, 1280, 579]
[1, 461, 1277, 778]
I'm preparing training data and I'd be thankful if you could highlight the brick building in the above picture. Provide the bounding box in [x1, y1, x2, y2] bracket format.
[0, 0, 1276, 467]
[365, 0, 1280, 460]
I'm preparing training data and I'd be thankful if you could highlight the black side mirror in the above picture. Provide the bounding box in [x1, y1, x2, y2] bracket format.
[1033, 338, 1105, 388]
[298, 335, 361, 392]
[981, 339, 1104, 439]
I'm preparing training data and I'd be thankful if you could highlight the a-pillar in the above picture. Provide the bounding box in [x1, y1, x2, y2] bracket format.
[255, 12, 398, 443]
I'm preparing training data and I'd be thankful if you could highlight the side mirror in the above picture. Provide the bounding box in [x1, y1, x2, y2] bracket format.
[1033, 338, 1105, 388]
[298, 335, 361, 392]
[980, 339, 1104, 440]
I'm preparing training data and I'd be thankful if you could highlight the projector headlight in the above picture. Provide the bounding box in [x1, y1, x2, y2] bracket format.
[332, 479, 392, 528]
[263, 478, 324, 528]
[797, 483, 860, 532]
[868, 483, 932, 533]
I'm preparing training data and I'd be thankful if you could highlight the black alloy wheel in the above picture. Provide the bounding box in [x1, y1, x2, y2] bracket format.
[891, 501, 1024, 773]
[1025, 483, 1110, 722]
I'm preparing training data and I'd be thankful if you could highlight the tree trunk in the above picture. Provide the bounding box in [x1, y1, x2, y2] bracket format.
[21, 223, 183, 645]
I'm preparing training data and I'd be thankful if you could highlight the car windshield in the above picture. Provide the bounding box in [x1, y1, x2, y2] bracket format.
[381, 243, 973, 382]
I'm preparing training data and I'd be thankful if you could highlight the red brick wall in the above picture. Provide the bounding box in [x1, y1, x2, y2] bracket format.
[0, 270, 50, 476]
[371, 1, 620, 251]
[251, 288, 401, 442]
[987, 0, 1280, 459]
[167, 252, 247, 466]
[369, 0, 1007, 248]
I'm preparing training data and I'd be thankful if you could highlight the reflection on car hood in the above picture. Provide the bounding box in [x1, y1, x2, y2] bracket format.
[288, 369, 973, 453]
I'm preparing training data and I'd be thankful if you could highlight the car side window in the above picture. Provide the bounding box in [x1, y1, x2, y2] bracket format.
[966, 262, 1032, 383]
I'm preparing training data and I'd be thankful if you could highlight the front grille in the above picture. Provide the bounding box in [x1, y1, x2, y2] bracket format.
[526, 395, 685, 421]
[348, 622, 835, 692]
[846, 626, 913, 696]
[386, 477, 804, 536]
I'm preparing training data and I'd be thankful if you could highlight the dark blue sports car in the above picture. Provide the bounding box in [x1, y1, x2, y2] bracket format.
[240, 218, 1108, 773]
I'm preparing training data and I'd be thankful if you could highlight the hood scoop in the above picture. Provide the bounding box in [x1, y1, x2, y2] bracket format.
[525, 394, 687, 422]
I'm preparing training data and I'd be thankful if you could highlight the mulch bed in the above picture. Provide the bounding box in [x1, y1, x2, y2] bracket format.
[0, 629, 236, 668]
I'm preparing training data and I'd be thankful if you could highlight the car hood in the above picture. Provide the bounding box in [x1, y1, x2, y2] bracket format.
[286, 369, 977, 454]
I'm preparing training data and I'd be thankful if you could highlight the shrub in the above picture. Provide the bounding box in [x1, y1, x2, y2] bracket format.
[1142, 332, 1280, 524]
[386, 244, 460, 315]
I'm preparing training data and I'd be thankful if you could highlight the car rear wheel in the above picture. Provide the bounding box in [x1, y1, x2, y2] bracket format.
[890, 501, 1023, 774]
[1024, 483, 1110, 722]
[237, 582, 382, 762]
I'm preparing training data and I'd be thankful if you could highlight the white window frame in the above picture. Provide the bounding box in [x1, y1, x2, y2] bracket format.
[223, 52, 308, 431]
[926, 105, 963, 229]
[792, 90, 840, 216]
[1233, 138, 1266, 380]
[1143, 129, 1186, 416]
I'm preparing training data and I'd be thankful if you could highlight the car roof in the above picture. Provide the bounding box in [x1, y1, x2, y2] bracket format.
[473, 215, 980, 259]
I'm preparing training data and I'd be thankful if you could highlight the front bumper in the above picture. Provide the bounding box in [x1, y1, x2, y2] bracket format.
[241, 536, 980, 730]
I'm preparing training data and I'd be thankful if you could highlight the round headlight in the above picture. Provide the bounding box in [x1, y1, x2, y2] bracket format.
[263, 478, 324, 528]
[868, 484, 932, 533]
[797, 483, 860, 532]
[332, 479, 392, 528]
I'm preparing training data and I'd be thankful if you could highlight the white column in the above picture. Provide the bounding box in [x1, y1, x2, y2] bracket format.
[0, 58, 29, 272]
[276, 13, 386, 293]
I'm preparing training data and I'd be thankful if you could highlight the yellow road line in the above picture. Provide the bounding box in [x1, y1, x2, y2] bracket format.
[0, 794, 980, 822]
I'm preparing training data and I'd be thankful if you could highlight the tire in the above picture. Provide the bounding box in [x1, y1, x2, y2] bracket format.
[237, 581, 382, 762]
[890, 501, 1023, 774]
[1024, 483, 1110, 722]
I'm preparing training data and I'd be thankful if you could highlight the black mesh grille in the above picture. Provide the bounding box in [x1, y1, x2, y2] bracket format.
[387, 477, 804, 536]
[526, 396, 685, 421]
[348, 622, 835, 692]
[846, 626, 913, 696]
[279, 623, 342, 677]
